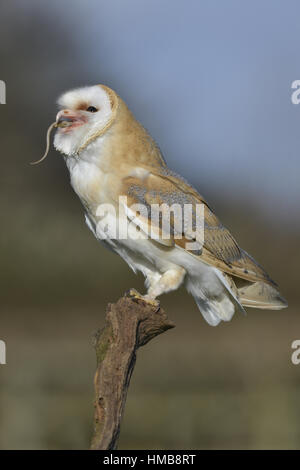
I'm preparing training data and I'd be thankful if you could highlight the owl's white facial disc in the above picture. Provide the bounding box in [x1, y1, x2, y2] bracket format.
[54, 85, 112, 156]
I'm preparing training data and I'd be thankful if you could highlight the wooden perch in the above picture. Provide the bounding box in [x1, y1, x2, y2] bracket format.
[90, 291, 175, 450]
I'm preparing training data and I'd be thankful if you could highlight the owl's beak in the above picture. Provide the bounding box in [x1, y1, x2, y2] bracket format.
[56, 109, 87, 129]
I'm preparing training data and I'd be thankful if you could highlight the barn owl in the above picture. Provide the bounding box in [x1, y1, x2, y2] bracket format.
[52, 84, 287, 326]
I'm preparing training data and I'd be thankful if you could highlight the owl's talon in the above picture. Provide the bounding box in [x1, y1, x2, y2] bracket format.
[125, 288, 144, 301]
[125, 289, 160, 311]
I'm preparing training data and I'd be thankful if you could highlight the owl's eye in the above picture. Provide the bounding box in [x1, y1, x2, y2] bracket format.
[86, 106, 98, 113]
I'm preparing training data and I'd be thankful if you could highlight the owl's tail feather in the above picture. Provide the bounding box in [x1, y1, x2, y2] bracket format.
[191, 295, 237, 326]
[186, 268, 246, 327]
[238, 281, 288, 310]
[188, 274, 287, 326]
[185, 256, 287, 326]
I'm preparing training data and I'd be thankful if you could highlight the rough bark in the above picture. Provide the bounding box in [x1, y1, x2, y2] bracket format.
[90, 291, 175, 450]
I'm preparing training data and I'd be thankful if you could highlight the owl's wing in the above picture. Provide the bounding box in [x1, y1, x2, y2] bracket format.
[119, 166, 276, 286]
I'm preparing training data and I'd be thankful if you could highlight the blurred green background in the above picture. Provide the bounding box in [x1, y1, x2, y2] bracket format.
[0, 0, 300, 449]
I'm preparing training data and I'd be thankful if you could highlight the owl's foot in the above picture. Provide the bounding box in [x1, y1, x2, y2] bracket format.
[125, 288, 160, 311]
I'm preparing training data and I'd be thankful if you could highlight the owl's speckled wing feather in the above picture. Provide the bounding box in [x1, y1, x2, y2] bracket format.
[121, 166, 275, 286]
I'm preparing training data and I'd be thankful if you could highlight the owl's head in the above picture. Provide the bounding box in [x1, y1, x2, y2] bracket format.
[54, 84, 118, 156]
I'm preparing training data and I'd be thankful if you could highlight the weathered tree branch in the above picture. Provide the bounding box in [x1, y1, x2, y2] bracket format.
[90, 291, 175, 450]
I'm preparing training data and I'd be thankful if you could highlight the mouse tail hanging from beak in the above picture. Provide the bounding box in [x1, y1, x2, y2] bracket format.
[30, 121, 58, 165]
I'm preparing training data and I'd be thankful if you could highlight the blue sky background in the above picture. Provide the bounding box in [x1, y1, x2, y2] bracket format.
[2, 0, 300, 223]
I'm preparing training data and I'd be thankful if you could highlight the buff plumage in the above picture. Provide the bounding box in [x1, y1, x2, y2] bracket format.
[47, 84, 288, 326]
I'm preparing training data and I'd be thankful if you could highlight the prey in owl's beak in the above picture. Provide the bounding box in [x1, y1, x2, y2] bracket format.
[55, 109, 88, 133]
[30, 109, 88, 165]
